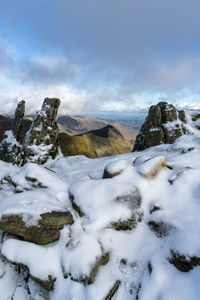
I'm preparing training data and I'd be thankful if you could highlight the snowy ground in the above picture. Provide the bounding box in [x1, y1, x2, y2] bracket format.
[0, 110, 200, 299]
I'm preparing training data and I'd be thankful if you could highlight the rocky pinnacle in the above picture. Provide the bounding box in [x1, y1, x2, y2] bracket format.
[23, 98, 61, 164]
[12, 100, 25, 142]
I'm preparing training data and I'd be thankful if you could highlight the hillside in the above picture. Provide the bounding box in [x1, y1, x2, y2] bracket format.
[0, 106, 200, 299]
[57, 115, 138, 147]
[59, 124, 132, 158]
[57, 115, 107, 134]
[0, 114, 136, 158]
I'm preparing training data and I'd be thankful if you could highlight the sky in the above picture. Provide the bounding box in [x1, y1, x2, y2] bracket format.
[0, 0, 200, 115]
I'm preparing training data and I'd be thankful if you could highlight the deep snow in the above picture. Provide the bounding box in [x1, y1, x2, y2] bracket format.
[0, 110, 200, 299]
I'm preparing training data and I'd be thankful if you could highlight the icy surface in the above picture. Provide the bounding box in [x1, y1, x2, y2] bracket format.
[0, 112, 200, 299]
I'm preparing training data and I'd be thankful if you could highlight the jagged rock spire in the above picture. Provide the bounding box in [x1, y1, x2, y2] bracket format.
[12, 100, 25, 142]
[0, 100, 25, 164]
[133, 102, 187, 151]
[23, 98, 60, 164]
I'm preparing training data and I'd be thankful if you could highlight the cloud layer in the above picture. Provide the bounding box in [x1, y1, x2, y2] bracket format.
[0, 0, 200, 114]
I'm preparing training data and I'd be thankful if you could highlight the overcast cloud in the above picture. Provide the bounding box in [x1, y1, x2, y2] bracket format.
[0, 0, 200, 114]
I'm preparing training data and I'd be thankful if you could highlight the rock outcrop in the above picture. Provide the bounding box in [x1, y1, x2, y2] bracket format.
[0, 98, 60, 165]
[12, 100, 25, 142]
[23, 98, 60, 164]
[133, 102, 186, 151]
[0, 101, 25, 165]
[0, 210, 73, 245]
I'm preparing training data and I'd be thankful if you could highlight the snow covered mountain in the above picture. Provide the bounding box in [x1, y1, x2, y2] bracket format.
[0, 105, 200, 299]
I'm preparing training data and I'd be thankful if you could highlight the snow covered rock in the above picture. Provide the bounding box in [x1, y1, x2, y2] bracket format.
[103, 159, 131, 178]
[191, 111, 200, 130]
[133, 102, 186, 151]
[0, 101, 25, 165]
[0, 210, 73, 245]
[169, 251, 200, 272]
[0, 191, 73, 244]
[111, 188, 143, 230]
[23, 98, 60, 164]
[136, 155, 167, 178]
[12, 100, 25, 142]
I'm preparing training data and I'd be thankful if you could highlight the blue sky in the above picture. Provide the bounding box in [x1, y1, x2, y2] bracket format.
[0, 0, 200, 114]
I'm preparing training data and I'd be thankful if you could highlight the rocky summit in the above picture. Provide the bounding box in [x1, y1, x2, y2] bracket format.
[133, 102, 187, 151]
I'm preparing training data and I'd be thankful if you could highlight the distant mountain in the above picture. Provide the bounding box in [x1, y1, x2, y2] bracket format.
[57, 115, 138, 148]
[57, 115, 107, 135]
[58, 124, 133, 158]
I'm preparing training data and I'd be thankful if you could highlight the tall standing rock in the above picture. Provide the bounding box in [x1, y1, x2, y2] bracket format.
[133, 102, 186, 151]
[12, 100, 25, 142]
[0, 100, 25, 164]
[23, 98, 60, 164]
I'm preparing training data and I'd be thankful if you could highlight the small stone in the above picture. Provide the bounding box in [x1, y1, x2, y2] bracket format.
[148, 221, 175, 238]
[168, 250, 200, 272]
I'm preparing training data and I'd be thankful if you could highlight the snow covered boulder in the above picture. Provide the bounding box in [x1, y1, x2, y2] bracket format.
[0, 191, 73, 244]
[148, 220, 175, 238]
[133, 102, 186, 151]
[103, 160, 131, 178]
[136, 155, 167, 178]
[112, 188, 143, 231]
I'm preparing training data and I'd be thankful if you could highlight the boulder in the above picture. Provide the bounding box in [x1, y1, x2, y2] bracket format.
[69, 252, 110, 285]
[136, 156, 167, 178]
[133, 102, 186, 151]
[0, 211, 73, 245]
[103, 160, 130, 179]
[111, 188, 143, 231]
[23, 98, 60, 164]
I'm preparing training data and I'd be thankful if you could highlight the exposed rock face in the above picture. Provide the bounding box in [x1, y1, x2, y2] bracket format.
[133, 102, 186, 151]
[23, 98, 60, 164]
[0, 211, 73, 245]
